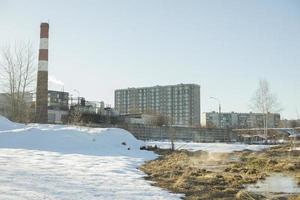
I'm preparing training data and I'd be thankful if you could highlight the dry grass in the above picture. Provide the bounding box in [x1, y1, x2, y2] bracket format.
[140, 144, 300, 200]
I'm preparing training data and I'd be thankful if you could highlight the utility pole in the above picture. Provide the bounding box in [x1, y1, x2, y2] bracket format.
[73, 89, 80, 105]
[210, 97, 221, 128]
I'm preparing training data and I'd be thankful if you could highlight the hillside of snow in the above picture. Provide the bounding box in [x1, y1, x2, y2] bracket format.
[0, 116, 25, 131]
[0, 122, 155, 158]
[0, 116, 182, 200]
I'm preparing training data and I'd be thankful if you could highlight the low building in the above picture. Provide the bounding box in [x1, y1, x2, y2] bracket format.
[71, 99, 106, 115]
[48, 110, 68, 124]
[47, 90, 69, 123]
[103, 107, 119, 117]
[84, 101, 105, 114]
[237, 134, 267, 144]
[123, 113, 158, 125]
[201, 112, 280, 129]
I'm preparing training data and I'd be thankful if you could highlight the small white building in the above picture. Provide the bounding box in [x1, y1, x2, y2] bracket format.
[48, 110, 68, 124]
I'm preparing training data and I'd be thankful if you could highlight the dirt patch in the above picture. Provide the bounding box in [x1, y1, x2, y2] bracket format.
[140, 144, 300, 200]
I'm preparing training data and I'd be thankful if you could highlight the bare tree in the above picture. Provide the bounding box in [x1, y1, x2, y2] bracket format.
[250, 79, 281, 140]
[156, 114, 169, 126]
[0, 42, 36, 122]
[69, 105, 82, 125]
[150, 113, 169, 127]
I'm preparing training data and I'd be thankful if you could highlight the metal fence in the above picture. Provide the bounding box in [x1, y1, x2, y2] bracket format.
[124, 124, 237, 142]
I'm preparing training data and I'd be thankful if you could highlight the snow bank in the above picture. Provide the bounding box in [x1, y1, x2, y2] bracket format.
[0, 116, 183, 200]
[0, 116, 155, 158]
[146, 141, 271, 153]
[0, 116, 25, 131]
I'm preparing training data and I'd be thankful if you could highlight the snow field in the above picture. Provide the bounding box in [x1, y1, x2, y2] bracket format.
[0, 117, 182, 200]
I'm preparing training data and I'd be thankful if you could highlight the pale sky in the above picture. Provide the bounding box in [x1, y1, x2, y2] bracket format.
[0, 0, 299, 119]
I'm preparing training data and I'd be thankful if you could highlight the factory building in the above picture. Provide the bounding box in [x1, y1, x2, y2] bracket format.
[47, 90, 69, 123]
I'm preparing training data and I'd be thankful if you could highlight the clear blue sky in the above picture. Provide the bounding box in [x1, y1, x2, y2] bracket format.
[0, 0, 299, 119]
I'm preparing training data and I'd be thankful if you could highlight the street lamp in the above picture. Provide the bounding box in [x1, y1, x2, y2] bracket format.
[209, 97, 221, 114]
[209, 96, 222, 128]
[73, 89, 80, 105]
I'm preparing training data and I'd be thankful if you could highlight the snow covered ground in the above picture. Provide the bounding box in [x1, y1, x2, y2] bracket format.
[0, 116, 182, 200]
[0, 116, 272, 199]
[0, 116, 25, 131]
[146, 141, 271, 153]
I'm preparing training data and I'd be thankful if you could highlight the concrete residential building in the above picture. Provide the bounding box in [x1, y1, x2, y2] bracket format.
[115, 84, 200, 127]
[201, 112, 280, 129]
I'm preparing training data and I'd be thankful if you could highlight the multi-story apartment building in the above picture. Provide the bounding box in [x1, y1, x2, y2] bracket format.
[201, 112, 280, 129]
[115, 84, 200, 127]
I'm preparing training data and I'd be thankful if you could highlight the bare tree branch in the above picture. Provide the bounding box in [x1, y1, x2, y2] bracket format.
[0, 41, 36, 122]
[250, 79, 282, 140]
[251, 79, 281, 114]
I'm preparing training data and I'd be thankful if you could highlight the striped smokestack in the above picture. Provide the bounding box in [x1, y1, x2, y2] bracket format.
[36, 22, 49, 123]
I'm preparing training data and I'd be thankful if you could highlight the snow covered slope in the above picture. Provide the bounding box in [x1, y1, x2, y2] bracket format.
[0, 123, 154, 158]
[0, 116, 25, 131]
[0, 116, 182, 200]
[0, 116, 156, 158]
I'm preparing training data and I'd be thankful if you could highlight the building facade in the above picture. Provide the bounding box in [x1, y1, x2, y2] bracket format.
[201, 112, 281, 129]
[115, 84, 201, 127]
[83, 101, 105, 114]
[48, 90, 69, 110]
[47, 90, 69, 123]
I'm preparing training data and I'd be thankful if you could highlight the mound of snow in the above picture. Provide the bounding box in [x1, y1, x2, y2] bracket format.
[0, 117, 183, 200]
[0, 117, 155, 159]
[0, 116, 25, 131]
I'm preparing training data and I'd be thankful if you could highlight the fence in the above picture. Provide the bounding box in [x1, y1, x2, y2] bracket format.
[123, 124, 237, 142]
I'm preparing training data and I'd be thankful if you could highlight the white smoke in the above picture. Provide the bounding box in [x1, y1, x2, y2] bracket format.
[49, 75, 64, 90]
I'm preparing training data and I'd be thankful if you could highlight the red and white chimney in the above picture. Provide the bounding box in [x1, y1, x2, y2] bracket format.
[36, 22, 49, 123]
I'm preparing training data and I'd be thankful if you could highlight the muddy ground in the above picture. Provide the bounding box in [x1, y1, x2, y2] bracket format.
[140, 144, 300, 200]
